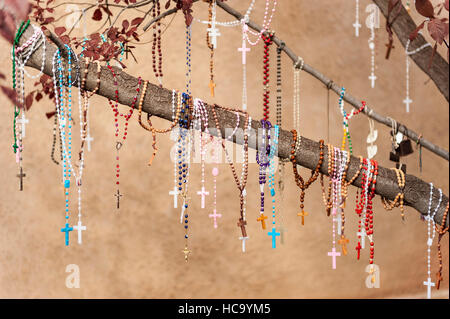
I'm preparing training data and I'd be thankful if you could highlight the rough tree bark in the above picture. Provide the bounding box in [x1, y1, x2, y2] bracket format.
[372, 0, 449, 102]
[17, 25, 449, 228]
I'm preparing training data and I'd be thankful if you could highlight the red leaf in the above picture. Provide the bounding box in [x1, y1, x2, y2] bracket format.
[131, 17, 144, 26]
[0, 85, 22, 108]
[445, 0, 449, 11]
[165, 0, 171, 9]
[35, 92, 43, 102]
[415, 0, 435, 19]
[92, 8, 103, 21]
[0, 72, 5, 80]
[60, 35, 71, 44]
[45, 111, 56, 119]
[101, 5, 113, 16]
[122, 19, 130, 31]
[25, 92, 34, 110]
[427, 18, 449, 45]
[409, 20, 426, 41]
[54, 26, 66, 36]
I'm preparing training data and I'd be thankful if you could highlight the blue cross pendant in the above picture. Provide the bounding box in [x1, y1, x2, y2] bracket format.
[61, 223, 73, 246]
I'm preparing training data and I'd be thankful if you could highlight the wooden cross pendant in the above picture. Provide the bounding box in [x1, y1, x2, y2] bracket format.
[257, 214, 268, 229]
[385, 40, 395, 59]
[436, 271, 443, 290]
[16, 167, 26, 191]
[115, 189, 123, 209]
[297, 210, 308, 225]
[237, 218, 247, 237]
[338, 235, 350, 256]
[209, 80, 216, 97]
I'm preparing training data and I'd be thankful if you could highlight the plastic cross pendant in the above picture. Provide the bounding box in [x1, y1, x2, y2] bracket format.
[239, 236, 249, 252]
[268, 227, 281, 249]
[169, 186, 179, 208]
[297, 210, 308, 225]
[17, 112, 29, 137]
[338, 235, 350, 256]
[85, 134, 94, 152]
[403, 97, 413, 113]
[368, 73, 377, 88]
[423, 277, 435, 299]
[327, 247, 341, 269]
[257, 213, 268, 229]
[73, 220, 87, 245]
[209, 80, 216, 97]
[208, 209, 222, 228]
[355, 241, 362, 260]
[196, 186, 209, 209]
[61, 223, 73, 246]
[238, 39, 250, 65]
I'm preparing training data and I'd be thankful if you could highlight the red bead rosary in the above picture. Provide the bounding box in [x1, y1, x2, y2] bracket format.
[107, 64, 142, 208]
[262, 32, 273, 121]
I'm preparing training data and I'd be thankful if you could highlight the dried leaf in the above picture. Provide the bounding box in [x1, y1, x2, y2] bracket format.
[92, 8, 103, 21]
[131, 17, 144, 26]
[0, 85, 22, 108]
[409, 20, 427, 41]
[54, 26, 66, 37]
[35, 92, 43, 102]
[122, 19, 130, 31]
[25, 92, 34, 110]
[415, 0, 435, 19]
[445, 0, 449, 11]
[427, 18, 449, 44]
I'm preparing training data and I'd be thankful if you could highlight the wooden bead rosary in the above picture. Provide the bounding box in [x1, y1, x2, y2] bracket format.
[290, 129, 324, 225]
[380, 167, 406, 220]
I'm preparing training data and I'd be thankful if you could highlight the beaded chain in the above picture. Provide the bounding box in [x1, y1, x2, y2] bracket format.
[193, 98, 210, 210]
[195, 0, 255, 27]
[328, 147, 343, 269]
[169, 90, 181, 209]
[206, 0, 216, 97]
[138, 86, 181, 166]
[435, 202, 449, 290]
[244, 0, 278, 46]
[355, 158, 372, 260]
[11, 20, 30, 157]
[151, 0, 163, 86]
[380, 168, 406, 220]
[290, 130, 324, 226]
[256, 119, 272, 230]
[333, 148, 350, 256]
[210, 104, 250, 249]
[185, 25, 192, 96]
[262, 32, 273, 121]
[423, 183, 442, 299]
[267, 125, 280, 248]
[338, 88, 365, 155]
[239, 21, 250, 110]
[368, 15, 377, 89]
[293, 57, 304, 133]
[107, 65, 142, 209]
[179, 93, 193, 261]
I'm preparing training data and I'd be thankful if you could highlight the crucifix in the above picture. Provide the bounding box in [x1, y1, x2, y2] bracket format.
[368, 73, 377, 88]
[333, 213, 342, 235]
[403, 97, 413, 113]
[169, 186, 179, 208]
[237, 218, 247, 237]
[355, 241, 362, 260]
[436, 272, 443, 290]
[16, 166, 26, 191]
[297, 210, 308, 226]
[268, 227, 281, 249]
[182, 246, 191, 262]
[17, 112, 29, 138]
[357, 229, 367, 249]
[207, 24, 221, 49]
[385, 40, 395, 60]
[353, 21, 361, 37]
[208, 80, 216, 98]
[196, 186, 209, 209]
[238, 39, 250, 65]
[328, 247, 341, 269]
[239, 236, 249, 253]
[115, 189, 123, 209]
[85, 134, 94, 152]
[208, 209, 222, 228]
[423, 277, 435, 299]
[338, 235, 350, 256]
[256, 213, 268, 229]
[73, 220, 87, 245]
[61, 223, 73, 246]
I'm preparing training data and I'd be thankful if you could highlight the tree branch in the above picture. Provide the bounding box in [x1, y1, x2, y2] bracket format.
[16, 27, 449, 229]
[372, 0, 449, 102]
[215, 0, 449, 162]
